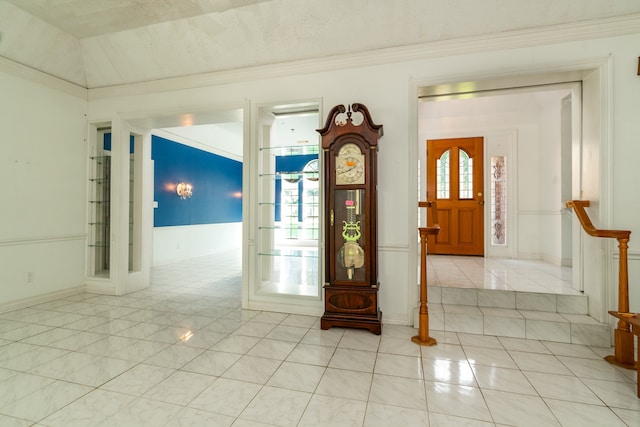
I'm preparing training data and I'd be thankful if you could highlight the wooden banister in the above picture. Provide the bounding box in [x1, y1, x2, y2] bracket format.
[565, 200, 634, 369]
[412, 201, 440, 346]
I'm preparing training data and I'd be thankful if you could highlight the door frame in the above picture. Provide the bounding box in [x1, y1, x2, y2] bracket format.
[408, 60, 613, 324]
[424, 130, 518, 259]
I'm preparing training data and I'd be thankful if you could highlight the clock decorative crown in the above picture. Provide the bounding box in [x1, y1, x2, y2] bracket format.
[317, 103, 383, 149]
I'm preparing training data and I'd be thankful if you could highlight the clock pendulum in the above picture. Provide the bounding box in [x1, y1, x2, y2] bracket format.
[338, 190, 364, 280]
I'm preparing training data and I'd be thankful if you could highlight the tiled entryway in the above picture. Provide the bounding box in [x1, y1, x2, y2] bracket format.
[425, 255, 611, 346]
[0, 251, 638, 426]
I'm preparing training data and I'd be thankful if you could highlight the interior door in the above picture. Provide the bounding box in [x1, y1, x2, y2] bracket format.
[427, 137, 484, 255]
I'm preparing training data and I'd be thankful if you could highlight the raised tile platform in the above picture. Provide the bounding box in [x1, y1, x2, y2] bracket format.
[415, 287, 612, 347]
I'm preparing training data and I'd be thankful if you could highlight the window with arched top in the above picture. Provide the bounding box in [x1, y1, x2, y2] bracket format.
[436, 149, 450, 199]
[459, 149, 473, 199]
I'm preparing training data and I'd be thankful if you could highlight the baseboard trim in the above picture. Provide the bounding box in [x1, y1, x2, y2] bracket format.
[84, 283, 117, 295]
[0, 286, 85, 314]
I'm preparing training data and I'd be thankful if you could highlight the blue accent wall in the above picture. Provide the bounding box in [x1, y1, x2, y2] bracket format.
[152, 135, 242, 227]
[103, 133, 134, 153]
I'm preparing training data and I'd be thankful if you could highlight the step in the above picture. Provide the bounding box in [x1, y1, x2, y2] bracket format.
[414, 287, 611, 347]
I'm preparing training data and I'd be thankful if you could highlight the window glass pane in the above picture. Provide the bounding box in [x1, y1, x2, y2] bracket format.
[281, 178, 299, 239]
[491, 155, 507, 245]
[459, 149, 473, 199]
[436, 149, 450, 199]
[302, 160, 319, 240]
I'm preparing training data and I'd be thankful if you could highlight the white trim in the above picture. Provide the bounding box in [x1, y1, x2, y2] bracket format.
[246, 300, 323, 317]
[602, 55, 616, 323]
[379, 244, 409, 252]
[407, 78, 420, 326]
[410, 56, 613, 324]
[0, 234, 86, 247]
[0, 286, 85, 315]
[0, 56, 87, 98]
[151, 128, 242, 162]
[84, 281, 117, 295]
[87, 15, 640, 98]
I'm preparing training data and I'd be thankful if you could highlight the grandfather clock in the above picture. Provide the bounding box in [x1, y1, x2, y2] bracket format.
[317, 103, 383, 335]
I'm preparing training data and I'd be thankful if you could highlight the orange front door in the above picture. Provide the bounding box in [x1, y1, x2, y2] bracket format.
[426, 137, 484, 255]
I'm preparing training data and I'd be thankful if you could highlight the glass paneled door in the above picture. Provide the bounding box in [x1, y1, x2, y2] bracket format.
[426, 137, 484, 255]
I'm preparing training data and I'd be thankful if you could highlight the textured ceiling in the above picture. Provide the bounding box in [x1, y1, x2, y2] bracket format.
[1, 0, 640, 88]
[3, 0, 270, 38]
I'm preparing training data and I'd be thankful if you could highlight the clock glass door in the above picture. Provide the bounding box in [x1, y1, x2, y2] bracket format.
[333, 189, 367, 283]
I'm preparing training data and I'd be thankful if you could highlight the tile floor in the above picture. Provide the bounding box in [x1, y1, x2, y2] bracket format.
[0, 251, 639, 426]
[427, 255, 578, 294]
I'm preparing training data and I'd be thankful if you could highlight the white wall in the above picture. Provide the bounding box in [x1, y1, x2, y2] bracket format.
[0, 60, 87, 310]
[3, 20, 640, 319]
[538, 95, 564, 265]
[87, 29, 640, 322]
[153, 223, 242, 266]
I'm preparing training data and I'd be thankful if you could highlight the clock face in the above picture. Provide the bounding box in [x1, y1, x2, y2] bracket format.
[336, 143, 365, 185]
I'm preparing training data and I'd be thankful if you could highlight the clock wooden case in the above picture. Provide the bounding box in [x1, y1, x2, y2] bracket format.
[317, 103, 383, 335]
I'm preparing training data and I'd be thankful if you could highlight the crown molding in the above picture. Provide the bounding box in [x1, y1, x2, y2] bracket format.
[151, 129, 243, 162]
[88, 14, 640, 100]
[0, 55, 87, 99]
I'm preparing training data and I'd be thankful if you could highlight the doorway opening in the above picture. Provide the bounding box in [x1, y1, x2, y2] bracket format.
[417, 69, 598, 295]
[252, 102, 322, 302]
[86, 108, 245, 296]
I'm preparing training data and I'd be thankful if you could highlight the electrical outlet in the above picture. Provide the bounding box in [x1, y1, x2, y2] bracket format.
[25, 272, 34, 283]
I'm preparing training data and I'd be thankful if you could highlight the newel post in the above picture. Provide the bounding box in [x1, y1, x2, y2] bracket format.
[412, 201, 440, 347]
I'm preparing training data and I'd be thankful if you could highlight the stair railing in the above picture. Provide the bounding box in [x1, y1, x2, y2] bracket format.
[565, 200, 634, 368]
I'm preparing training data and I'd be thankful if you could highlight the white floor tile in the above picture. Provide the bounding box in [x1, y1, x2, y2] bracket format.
[329, 348, 376, 372]
[524, 371, 602, 404]
[164, 407, 234, 427]
[422, 358, 477, 387]
[364, 402, 428, 427]
[143, 370, 216, 405]
[266, 361, 325, 392]
[369, 374, 427, 410]
[374, 353, 423, 379]
[100, 363, 174, 396]
[0, 251, 630, 427]
[316, 368, 373, 401]
[472, 365, 538, 395]
[544, 399, 627, 427]
[221, 355, 281, 384]
[425, 381, 492, 422]
[482, 389, 560, 426]
[189, 377, 261, 417]
[240, 386, 311, 426]
[299, 394, 367, 427]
